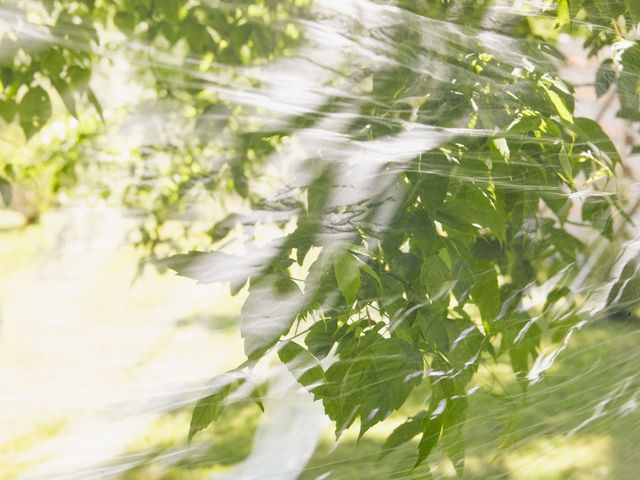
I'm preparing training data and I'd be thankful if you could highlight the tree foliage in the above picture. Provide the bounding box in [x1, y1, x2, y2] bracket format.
[1, 0, 637, 474]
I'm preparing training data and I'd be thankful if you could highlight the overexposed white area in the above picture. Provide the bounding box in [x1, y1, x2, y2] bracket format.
[0, 207, 245, 478]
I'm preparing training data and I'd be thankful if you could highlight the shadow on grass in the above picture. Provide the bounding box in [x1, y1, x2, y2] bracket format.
[174, 313, 239, 332]
[118, 320, 640, 479]
[0, 418, 67, 479]
[120, 403, 260, 480]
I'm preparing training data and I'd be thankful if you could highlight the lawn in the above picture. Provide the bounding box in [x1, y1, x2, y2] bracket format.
[117, 320, 640, 480]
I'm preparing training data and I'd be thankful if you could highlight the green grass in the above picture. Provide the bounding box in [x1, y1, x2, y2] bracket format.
[0, 419, 67, 480]
[112, 320, 640, 479]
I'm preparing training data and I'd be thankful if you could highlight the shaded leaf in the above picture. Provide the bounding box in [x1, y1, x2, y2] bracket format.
[381, 411, 427, 460]
[571, 117, 622, 166]
[420, 254, 452, 300]
[438, 186, 506, 244]
[305, 318, 337, 358]
[189, 382, 233, 442]
[418, 152, 450, 215]
[315, 335, 423, 438]
[415, 414, 443, 467]
[442, 397, 467, 477]
[0, 98, 16, 123]
[278, 340, 325, 389]
[582, 195, 614, 238]
[595, 59, 616, 97]
[87, 88, 104, 121]
[470, 264, 500, 328]
[19, 87, 52, 139]
[0, 177, 11, 206]
[334, 252, 361, 306]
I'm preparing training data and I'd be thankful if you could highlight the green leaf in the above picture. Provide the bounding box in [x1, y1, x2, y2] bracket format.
[415, 415, 443, 467]
[489, 137, 510, 163]
[625, 0, 640, 23]
[417, 308, 450, 351]
[543, 85, 574, 124]
[19, 86, 52, 139]
[278, 340, 325, 389]
[595, 59, 616, 97]
[618, 43, 640, 119]
[114, 11, 136, 33]
[417, 152, 450, 215]
[307, 167, 333, 216]
[438, 186, 507, 244]
[448, 324, 484, 384]
[559, 147, 572, 181]
[442, 397, 467, 477]
[391, 252, 420, 283]
[42, 48, 65, 76]
[334, 252, 361, 306]
[606, 259, 640, 311]
[87, 88, 104, 121]
[52, 78, 77, 118]
[420, 254, 452, 301]
[0, 177, 12, 206]
[189, 382, 233, 442]
[582, 195, 613, 238]
[547, 225, 584, 262]
[505, 314, 540, 388]
[543, 287, 570, 312]
[470, 264, 500, 328]
[568, 0, 585, 17]
[249, 381, 267, 412]
[571, 117, 621, 166]
[289, 216, 319, 265]
[0, 98, 16, 123]
[355, 257, 382, 290]
[305, 318, 337, 358]
[380, 411, 427, 459]
[556, 0, 570, 25]
[358, 338, 423, 436]
[67, 65, 91, 91]
[315, 335, 423, 438]
[507, 114, 542, 134]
